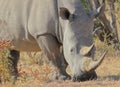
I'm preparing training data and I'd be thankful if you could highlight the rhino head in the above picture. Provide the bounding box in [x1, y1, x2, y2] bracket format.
[59, 2, 107, 81]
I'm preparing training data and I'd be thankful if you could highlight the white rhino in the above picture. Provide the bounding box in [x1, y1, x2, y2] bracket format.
[0, 0, 107, 81]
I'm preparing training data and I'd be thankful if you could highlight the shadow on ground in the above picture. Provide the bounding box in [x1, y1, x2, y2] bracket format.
[101, 75, 120, 80]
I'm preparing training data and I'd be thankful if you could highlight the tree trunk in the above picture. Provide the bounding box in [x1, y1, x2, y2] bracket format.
[87, 0, 120, 50]
[107, 0, 120, 49]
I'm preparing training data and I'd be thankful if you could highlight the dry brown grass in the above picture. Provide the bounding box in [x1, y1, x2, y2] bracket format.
[0, 55, 120, 87]
[0, 41, 120, 87]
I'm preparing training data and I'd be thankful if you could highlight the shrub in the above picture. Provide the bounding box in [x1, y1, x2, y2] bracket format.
[0, 39, 12, 83]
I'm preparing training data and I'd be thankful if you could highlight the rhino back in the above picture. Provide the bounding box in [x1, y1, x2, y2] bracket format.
[0, 0, 59, 51]
[28, 0, 59, 38]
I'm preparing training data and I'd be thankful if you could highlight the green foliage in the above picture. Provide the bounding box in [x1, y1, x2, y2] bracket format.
[81, 0, 89, 11]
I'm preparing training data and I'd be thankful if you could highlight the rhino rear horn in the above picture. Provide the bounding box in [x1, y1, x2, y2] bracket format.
[80, 44, 94, 56]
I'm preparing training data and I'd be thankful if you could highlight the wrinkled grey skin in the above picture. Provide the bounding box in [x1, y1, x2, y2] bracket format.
[0, 0, 106, 81]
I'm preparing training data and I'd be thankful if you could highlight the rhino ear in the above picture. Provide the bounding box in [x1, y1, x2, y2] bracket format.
[60, 7, 71, 20]
[90, 3, 105, 18]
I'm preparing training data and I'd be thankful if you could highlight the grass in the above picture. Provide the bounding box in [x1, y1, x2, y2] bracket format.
[0, 38, 120, 87]
[0, 54, 120, 87]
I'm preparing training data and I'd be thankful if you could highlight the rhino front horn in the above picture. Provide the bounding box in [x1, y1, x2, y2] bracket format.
[83, 50, 108, 72]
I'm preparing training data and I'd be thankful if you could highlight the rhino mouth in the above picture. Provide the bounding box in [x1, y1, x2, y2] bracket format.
[72, 71, 97, 82]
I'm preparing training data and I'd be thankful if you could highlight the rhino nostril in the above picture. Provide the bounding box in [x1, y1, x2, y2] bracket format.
[70, 47, 75, 54]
